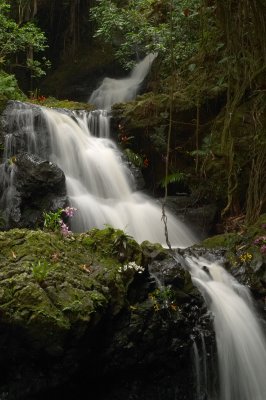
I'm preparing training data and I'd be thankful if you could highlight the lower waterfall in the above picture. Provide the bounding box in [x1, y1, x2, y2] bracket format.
[182, 255, 266, 400]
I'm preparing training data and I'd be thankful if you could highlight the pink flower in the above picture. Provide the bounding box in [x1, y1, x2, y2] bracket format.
[254, 236, 266, 245]
[260, 245, 266, 255]
[60, 222, 71, 236]
[63, 207, 77, 218]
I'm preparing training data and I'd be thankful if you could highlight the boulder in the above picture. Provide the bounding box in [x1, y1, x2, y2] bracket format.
[0, 228, 211, 400]
[0, 152, 67, 230]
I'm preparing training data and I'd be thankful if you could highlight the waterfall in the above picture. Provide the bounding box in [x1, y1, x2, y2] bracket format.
[0, 102, 196, 247]
[192, 340, 201, 399]
[0, 53, 197, 247]
[89, 53, 157, 109]
[183, 255, 266, 400]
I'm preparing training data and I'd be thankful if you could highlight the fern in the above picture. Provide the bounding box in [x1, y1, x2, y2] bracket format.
[124, 148, 144, 168]
[160, 171, 187, 188]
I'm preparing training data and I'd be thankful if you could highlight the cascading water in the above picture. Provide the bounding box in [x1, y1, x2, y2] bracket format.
[0, 54, 265, 400]
[182, 255, 266, 400]
[89, 53, 158, 109]
[0, 102, 195, 247]
[0, 53, 197, 246]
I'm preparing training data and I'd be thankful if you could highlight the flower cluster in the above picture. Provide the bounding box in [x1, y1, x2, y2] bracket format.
[118, 261, 145, 274]
[253, 235, 266, 255]
[239, 252, 253, 263]
[43, 207, 77, 237]
[59, 221, 71, 236]
[60, 207, 77, 236]
[63, 206, 77, 218]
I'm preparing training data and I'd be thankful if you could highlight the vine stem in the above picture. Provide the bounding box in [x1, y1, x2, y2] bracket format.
[162, 0, 174, 251]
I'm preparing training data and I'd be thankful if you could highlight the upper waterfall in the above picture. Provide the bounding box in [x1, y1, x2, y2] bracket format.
[0, 101, 197, 248]
[89, 53, 157, 109]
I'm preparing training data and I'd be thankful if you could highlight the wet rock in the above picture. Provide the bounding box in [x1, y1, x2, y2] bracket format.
[0, 229, 214, 400]
[162, 196, 218, 240]
[0, 152, 67, 230]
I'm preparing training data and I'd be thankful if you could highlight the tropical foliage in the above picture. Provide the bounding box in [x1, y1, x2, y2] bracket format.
[0, 0, 49, 98]
[90, 0, 201, 70]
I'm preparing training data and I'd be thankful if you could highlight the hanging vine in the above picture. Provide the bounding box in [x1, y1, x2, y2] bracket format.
[214, 0, 266, 222]
[161, 0, 174, 250]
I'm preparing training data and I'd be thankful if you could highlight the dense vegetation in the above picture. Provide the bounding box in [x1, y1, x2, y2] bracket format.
[0, 0, 49, 101]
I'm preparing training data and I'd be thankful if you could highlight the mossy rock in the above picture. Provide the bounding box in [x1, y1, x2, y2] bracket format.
[27, 97, 95, 111]
[200, 214, 266, 297]
[201, 232, 241, 249]
[0, 228, 146, 349]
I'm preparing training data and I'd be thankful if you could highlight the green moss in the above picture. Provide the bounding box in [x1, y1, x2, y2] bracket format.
[0, 95, 8, 115]
[201, 232, 241, 249]
[0, 227, 147, 347]
[27, 97, 95, 111]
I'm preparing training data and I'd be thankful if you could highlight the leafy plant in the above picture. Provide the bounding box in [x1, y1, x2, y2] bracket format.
[31, 259, 51, 283]
[90, 0, 201, 71]
[124, 148, 144, 168]
[159, 171, 188, 188]
[43, 209, 63, 232]
[43, 207, 77, 236]
[150, 125, 167, 153]
[149, 286, 178, 312]
[0, 0, 49, 78]
[0, 70, 25, 99]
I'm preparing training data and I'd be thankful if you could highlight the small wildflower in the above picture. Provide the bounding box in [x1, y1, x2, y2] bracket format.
[143, 157, 149, 168]
[118, 261, 145, 274]
[239, 252, 253, 263]
[60, 222, 71, 236]
[63, 207, 77, 218]
[254, 236, 266, 245]
[260, 245, 266, 255]
[253, 235, 266, 255]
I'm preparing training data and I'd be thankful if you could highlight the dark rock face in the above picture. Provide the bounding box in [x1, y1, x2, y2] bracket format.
[0, 101, 68, 230]
[160, 196, 218, 240]
[0, 230, 215, 400]
[91, 257, 215, 400]
[0, 152, 67, 229]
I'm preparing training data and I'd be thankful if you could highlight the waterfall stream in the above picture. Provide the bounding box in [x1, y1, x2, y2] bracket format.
[89, 53, 158, 109]
[182, 255, 266, 400]
[42, 107, 196, 246]
[0, 53, 196, 247]
[1, 54, 265, 400]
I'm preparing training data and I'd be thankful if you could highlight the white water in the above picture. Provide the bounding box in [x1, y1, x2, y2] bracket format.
[1, 54, 196, 247]
[89, 53, 157, 109]
[184, 256, 266, 400]
[41, 107, 195, 246]
[193, 340, 201, 399]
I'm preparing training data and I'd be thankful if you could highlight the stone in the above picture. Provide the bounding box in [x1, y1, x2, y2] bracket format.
[0, 152, 67, 230]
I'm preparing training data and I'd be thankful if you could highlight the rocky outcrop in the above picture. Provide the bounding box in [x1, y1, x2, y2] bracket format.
[0, 101, 72, 230]
[0, 228, 211, 400]
[0, 152, 67, 230]
[162, 196, 218, 239]
[199, 213, 266, 309]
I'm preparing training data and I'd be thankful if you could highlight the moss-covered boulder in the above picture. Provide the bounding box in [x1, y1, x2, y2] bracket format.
[0, 228, 144, 398]
[0, 227, 208, 400]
